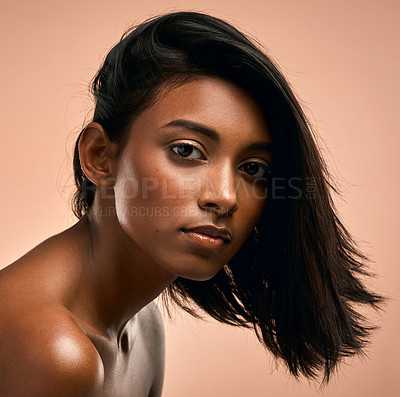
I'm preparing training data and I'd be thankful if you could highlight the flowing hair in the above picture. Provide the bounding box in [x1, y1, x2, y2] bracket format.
[72, 11, 383, 383]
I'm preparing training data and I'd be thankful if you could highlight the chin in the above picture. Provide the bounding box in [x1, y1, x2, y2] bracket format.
[174, 263, 224, 282]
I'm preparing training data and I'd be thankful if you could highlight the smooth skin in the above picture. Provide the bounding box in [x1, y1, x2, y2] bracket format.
[0, 76, 272, 396]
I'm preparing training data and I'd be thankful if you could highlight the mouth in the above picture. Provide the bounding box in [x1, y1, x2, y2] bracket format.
[181, 225, 231, 250]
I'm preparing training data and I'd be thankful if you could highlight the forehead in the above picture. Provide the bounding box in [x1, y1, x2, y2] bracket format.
[128, 76, 272, 146]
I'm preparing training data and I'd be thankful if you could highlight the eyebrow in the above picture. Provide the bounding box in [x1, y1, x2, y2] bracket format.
[162, 119, 274, 152]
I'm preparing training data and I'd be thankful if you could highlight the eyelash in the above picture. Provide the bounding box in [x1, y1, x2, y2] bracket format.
[170, 142, 206, 161]
[169, 142, 272, 180]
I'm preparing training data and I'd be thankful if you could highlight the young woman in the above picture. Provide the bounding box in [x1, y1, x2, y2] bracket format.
[0, 11, 382, 397]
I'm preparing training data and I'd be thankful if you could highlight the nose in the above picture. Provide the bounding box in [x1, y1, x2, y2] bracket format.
[198, 164, 238, 216]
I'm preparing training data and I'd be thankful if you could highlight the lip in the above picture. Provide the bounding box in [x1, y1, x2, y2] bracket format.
[181, 225, 231, 251]
[183, 225, 232, 242]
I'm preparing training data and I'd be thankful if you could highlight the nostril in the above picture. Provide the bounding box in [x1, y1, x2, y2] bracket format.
[223, 204, 238, 216]
[198, 181, 239, 216]
[201, 203, 237, 217]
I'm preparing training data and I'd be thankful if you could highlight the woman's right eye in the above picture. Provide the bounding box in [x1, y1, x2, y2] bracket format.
[170, 143, 205, 160]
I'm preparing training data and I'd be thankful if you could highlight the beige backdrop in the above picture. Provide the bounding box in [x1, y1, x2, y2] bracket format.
[1, 0, 398, 396]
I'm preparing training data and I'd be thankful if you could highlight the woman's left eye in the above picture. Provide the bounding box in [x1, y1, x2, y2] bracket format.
[170, 143, 205, 160]
[239, 161, 271, 179]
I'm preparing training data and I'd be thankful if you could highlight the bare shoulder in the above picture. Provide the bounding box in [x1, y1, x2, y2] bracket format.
[0, 306, 104, 397]
[135, 300, 165, 364]
[136, 300, 165, 342]
[134, 301, 165, 397]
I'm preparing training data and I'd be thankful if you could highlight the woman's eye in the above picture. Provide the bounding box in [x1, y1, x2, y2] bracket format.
[170, 143, 204, 160]
[240, 161, 271, 179]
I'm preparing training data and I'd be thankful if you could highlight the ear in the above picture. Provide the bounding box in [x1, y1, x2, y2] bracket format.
[79, 122, 118, 187]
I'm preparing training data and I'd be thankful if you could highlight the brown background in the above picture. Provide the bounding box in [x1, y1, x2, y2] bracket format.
[0, 0, 398, 396]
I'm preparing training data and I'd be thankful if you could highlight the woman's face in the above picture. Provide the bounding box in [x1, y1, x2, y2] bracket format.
[113, 76, 272, 280]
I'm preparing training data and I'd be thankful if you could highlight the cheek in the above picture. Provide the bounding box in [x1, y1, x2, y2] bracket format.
[235, 190, 266, 241]
[248, 196, 266, 225]
[113, 155, 194, 234]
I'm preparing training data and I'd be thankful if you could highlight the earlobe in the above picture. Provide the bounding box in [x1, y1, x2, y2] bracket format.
[78, 122, 117, 187]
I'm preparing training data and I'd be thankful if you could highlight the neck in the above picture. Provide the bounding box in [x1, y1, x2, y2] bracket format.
[69, 205, 176, 341]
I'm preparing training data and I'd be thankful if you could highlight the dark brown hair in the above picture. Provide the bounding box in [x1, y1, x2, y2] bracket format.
[72, 11, 383, 383]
